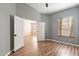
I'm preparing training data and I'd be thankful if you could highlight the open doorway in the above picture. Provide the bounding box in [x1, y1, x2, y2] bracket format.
[31, 23, 37, 37]
[24, 20, 37, 37]
[24, 20, 38, 48]
[10, 16, 45, 55]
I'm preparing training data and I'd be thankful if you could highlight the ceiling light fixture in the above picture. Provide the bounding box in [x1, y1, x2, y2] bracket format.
[45, 3, 48, 8]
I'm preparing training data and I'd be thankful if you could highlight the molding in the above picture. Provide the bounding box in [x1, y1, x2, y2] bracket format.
[45, 39, 51, 40]
[37, 39, 79, 47]
[38, 39, 46, 41]
[51, 39, 79, 47]
[5, 51, 12, 56]
[38, 40, 45, 42]
[38, 39, 51, 42]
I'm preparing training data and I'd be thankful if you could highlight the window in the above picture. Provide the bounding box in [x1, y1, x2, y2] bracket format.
[58, 16, 74, 38]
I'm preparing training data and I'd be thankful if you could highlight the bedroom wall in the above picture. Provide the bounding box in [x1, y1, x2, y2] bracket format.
[49, 6, 79, 45]
[40, 14, 51, 39]
[16, 3, 41, 21]
[0, 3, 16, 56]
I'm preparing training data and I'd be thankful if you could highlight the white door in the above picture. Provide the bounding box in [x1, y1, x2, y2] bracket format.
[14, 16, 24, 51]
[37, 22, 45, 41]
[31, 23, 37, 36]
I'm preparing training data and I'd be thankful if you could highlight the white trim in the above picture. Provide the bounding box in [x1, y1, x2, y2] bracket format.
[38, 39, 79, 47]
[5, 51, 12, 56]
[51, 39, 79, 47]
[38, 39, 51, 41]
[45, 39, 51, 40]
[38, 40, 45, 42]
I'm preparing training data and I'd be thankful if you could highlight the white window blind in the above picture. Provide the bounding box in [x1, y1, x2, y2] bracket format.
[58, 16, 74, 37]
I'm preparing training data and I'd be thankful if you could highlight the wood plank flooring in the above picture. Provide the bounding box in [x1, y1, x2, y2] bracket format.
[9, 35, 79, 56]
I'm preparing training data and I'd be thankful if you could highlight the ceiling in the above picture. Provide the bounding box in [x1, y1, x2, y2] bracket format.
[27, 3, 79, 14]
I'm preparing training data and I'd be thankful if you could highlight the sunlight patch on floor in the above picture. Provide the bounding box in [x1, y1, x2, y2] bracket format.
[32, 36, 38, 49]
[58, 48, 72, 56]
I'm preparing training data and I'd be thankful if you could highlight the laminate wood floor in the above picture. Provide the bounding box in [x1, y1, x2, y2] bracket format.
[9, 35, 79, 56]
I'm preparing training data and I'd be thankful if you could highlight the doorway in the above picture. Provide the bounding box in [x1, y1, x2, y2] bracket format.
[31, 23, 37, 37]
[24, 20, 38, 48]
[10, 16, 45, 55]
[24, 20, 37, 37]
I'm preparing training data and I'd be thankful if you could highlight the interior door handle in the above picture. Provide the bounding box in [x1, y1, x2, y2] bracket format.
[14, 34, 17, 36]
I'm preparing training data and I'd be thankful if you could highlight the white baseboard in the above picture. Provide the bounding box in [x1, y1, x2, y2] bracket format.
[38, 39, 51, 41]
[38, 39, 46, 41]
[45, 39, 51, 40]
[37, 39, 79, 47]
[5, 51, 12, 56]
[51, 39, 79, 47]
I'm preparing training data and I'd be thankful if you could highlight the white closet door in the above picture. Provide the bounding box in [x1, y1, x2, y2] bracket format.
[14, 16, 24, 51]
[37, 22, 45, 41]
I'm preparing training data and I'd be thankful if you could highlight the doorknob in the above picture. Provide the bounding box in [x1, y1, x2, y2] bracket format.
[14, 34, 17, 36]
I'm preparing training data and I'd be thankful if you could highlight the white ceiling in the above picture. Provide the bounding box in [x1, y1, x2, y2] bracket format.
[27, 3, 79, 14]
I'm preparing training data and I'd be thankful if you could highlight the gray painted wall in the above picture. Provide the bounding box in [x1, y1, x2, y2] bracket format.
[41, 14, 51, 39]
[49, 6, 79, 45]
[16, 3, 41, 21]
[0, 3, 16, 56]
